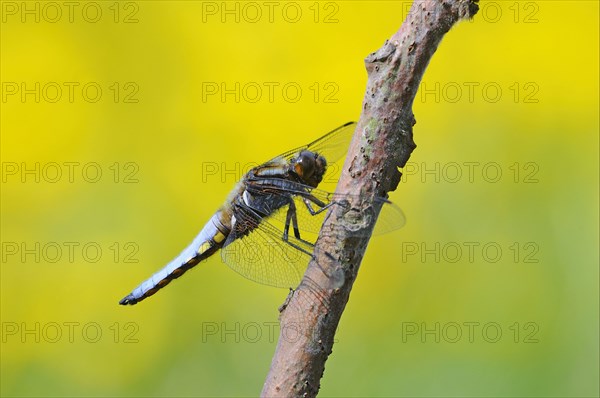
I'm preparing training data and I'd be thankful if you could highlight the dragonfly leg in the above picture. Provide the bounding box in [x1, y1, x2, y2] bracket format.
[302, 196, 337, 216]
[283, 239, 314, 257]
[283, 201, 294, 242]
[290, 202, 302, 240]
[282, 199, 315, 247]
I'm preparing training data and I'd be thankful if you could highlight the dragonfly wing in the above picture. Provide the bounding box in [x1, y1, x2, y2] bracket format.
[221, 205, 314, 289]
[279, 121, 357, 163]
[245, 178, 405, 236]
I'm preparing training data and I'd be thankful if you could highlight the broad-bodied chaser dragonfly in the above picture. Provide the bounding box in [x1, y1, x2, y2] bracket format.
[119, 122, 404, 305]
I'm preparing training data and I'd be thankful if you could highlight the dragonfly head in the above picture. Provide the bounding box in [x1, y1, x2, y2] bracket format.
[292, 150, 327, 187]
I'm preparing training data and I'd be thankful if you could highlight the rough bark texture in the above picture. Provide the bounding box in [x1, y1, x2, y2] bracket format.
[261, 1, 479, 396]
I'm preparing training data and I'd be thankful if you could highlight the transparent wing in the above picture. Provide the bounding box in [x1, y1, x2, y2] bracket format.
[270, 194, 405, 237]
[221, 204, 314, 289]
[278, 121, 357, 164]
[246, 178, 406, 237]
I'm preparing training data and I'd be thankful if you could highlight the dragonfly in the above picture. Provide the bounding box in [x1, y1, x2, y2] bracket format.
[119, 122, 405, 305]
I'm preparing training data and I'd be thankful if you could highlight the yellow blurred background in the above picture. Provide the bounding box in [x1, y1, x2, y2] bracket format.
[1, 1, 598, 396]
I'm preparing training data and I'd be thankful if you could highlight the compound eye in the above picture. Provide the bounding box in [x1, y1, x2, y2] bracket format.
[294, 151, 315, 180]
[315, 155, 327, 172]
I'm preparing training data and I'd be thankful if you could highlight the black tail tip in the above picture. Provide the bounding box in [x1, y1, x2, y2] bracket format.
[119, 295, 137, 306]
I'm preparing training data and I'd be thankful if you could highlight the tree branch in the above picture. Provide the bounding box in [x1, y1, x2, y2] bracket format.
[261, 1, 479, 396]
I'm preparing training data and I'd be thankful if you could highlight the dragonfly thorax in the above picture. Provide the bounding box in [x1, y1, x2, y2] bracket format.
[292, 150, 327, 188]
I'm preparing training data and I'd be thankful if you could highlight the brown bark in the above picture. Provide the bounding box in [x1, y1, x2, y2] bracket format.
[261, 1, 479, 396]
